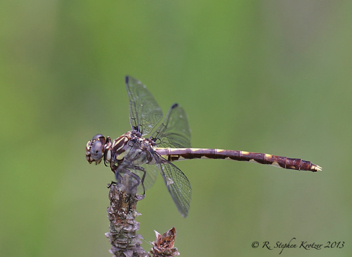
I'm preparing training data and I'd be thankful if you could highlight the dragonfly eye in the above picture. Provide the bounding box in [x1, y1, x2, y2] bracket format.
[90, 140, 104, 160]
[86, 134, 106, 164]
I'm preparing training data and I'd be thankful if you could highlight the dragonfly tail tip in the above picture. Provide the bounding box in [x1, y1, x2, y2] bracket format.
[313, 165, 322, 172]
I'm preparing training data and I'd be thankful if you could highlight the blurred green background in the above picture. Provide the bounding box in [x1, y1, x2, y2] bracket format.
[1, 1, 351, 256]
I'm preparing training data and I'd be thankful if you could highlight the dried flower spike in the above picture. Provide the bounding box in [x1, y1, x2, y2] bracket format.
[106, 183, 148, 257]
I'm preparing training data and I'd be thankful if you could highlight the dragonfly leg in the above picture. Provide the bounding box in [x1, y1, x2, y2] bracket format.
[132, 165, 147, 195]
[115, 166, 146, 195]
[107, 181, 117, 188]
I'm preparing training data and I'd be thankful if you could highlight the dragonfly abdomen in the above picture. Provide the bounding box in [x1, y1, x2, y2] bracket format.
[155, 148, 322, 172]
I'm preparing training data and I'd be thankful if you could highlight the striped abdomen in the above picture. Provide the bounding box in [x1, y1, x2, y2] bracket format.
[155, 148, 322, 172]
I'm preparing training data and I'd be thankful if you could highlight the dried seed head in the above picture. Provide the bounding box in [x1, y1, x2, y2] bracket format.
[150, 227, 179, 257]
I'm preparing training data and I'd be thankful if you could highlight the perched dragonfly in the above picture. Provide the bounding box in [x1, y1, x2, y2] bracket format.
[86, 76, 321, 217]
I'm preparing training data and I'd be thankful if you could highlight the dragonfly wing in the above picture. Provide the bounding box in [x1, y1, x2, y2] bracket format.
[139, 163, 159, 191]
[150, 103, 191, 148]
[125, 76, 163, 135]
[154, 153, 192, 217]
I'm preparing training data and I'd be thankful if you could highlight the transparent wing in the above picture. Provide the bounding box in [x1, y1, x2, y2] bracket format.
[125, 76, 163, 135]
[150, 103, 191, 148]
[153, 152, 192, 217]
[139, 164, 159, 191]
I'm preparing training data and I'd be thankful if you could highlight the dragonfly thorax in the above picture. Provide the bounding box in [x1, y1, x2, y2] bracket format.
[113, 131, 156, 166]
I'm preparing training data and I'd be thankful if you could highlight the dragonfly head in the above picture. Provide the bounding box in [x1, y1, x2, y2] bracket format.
[86, 134, 111, 165]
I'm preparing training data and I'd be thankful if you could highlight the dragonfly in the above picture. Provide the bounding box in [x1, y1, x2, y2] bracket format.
[86, 76, 322, 217]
